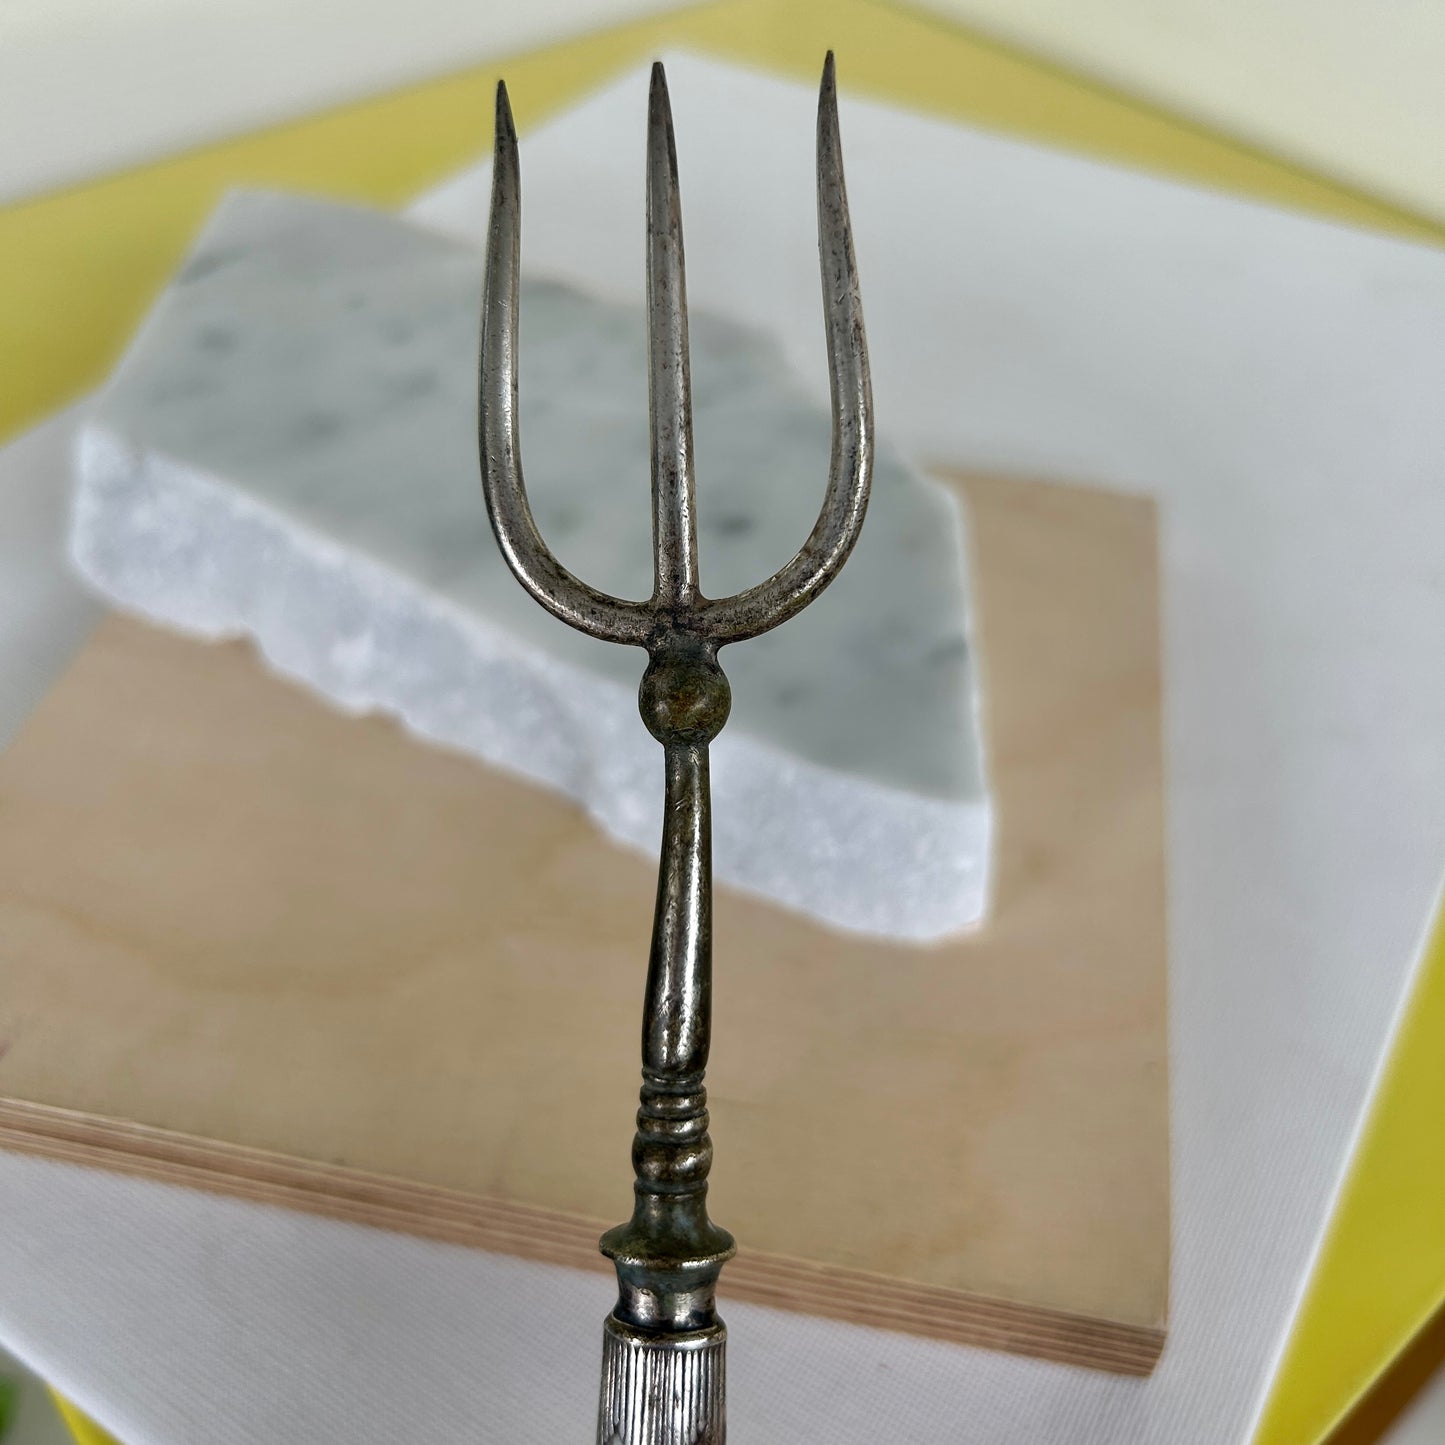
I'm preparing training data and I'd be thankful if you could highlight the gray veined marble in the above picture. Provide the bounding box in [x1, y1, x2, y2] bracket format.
[72, 190, 991, 939]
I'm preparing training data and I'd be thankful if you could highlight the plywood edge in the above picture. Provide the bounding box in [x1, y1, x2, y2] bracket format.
[0, 1097, 1164, 1375]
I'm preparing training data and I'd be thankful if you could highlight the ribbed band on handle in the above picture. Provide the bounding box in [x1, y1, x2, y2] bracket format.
[596, 1313, 727, 1445]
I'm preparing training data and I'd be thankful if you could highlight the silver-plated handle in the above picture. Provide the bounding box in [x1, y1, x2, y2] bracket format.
[597, 1314, 727, 1445]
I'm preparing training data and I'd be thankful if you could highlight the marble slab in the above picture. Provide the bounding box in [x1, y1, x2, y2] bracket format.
[72, 190, 990, 938]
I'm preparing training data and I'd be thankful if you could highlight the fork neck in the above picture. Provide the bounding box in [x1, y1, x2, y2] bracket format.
[598, 635, 736, 1332]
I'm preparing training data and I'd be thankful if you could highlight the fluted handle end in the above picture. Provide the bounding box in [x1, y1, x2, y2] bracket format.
[597, 1313, 726, 1445]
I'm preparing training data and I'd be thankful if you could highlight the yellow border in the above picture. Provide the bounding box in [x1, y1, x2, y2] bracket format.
[49, 1388, 121, 1445]
[4, 2, 1441, 1439]
[1252, 894, 1445, 1445]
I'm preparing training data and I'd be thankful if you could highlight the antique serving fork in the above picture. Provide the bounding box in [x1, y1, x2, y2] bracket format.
[478, 53, 872, 1445]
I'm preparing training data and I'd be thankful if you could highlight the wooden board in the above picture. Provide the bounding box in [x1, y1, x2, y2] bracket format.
[0, 472, 1169, 1374]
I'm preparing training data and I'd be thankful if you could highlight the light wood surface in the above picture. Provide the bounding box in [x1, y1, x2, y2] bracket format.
[0, 471, 1169, 1373]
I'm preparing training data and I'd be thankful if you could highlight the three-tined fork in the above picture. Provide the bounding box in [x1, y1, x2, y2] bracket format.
[478, 52, 873, 1444]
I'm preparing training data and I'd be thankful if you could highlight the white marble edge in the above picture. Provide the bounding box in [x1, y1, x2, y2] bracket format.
[68, 181, 993, 940]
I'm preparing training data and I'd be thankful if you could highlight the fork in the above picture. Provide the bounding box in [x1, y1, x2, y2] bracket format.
[478, 52, 873, 1444]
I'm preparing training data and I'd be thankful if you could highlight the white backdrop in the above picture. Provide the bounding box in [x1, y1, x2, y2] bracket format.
[0, 0, 677, 205]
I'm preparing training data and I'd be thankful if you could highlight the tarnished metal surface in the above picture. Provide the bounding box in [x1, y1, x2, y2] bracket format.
[478, 54, 872, 1444]
[598, 1315, 727, 1445]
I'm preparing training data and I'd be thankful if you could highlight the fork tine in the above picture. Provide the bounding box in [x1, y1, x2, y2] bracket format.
[646, 62, 701, 608]
[479, 81, 650, 646]
[700, 51, 874, 643]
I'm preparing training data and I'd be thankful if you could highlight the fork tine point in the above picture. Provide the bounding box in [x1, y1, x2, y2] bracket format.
[818, 52, 841, 161]
[648, 62, 677, 182]
[494, 78, 516, 147]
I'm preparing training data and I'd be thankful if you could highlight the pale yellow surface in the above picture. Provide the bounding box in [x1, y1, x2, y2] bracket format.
[1, 0, 1438, 1435]
[916, 0, 1445, 225]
